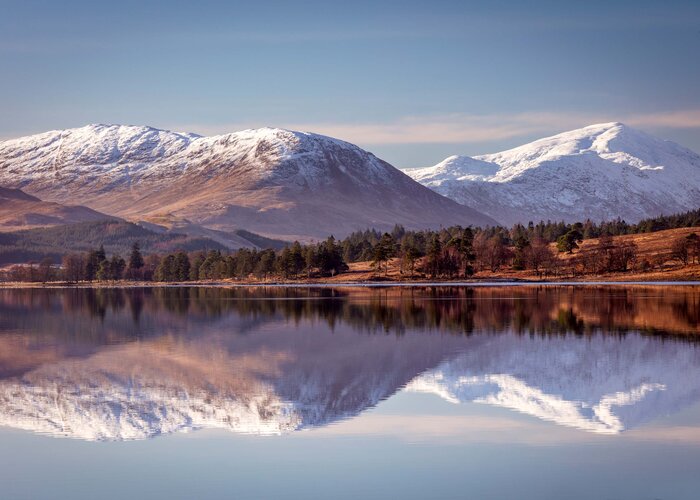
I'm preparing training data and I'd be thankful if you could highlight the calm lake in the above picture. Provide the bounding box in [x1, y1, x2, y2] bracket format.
[0, 285, 699, 499]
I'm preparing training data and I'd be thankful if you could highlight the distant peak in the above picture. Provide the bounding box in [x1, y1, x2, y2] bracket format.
[547, 122, 630, 140]
[587, 121, 625, 129]
[582, 121, 633, 135]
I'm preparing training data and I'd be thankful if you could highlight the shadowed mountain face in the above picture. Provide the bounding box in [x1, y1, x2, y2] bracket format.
[0, 125, 496, 240]
[0, 286, 698, 441]
[0, 187, 116, 231]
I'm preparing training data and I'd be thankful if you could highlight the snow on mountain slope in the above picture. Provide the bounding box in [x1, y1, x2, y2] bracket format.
[0, 124, 496, 240]
[408, 123, 700, 225]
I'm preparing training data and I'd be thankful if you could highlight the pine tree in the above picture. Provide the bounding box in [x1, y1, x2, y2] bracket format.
[127, 242, 144, 279]
[461, 227, 476, 276]
[426, 234, 442, 278]
[199, 250, 224, 279]
[303, 246, 316, 278]
[174, 251, 191, 281]
[372, 233, 396, 276]
[190, 252, 205, 280]
[109, 254, 126, 280]
[277, 247, 292, 278]
[96, 259, 111, 281]
[256, 249, 276, 279]
[317, 236, 348, 277]
[288, 241, 305, 278]
[85, 246, 107, 281]
[556, 230, 583, 254]
[447, 227, 476, 277]
[512, 234, 530, 270]
[400, 239, 421, 277]
[155, 254, 176, 281]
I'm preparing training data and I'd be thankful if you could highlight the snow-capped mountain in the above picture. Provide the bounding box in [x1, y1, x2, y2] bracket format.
[0, 124, 496, 240]
[407, 123, 700, 225]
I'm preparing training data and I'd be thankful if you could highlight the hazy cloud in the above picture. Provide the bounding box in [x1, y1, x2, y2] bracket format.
[626, 109, 700, 129]
[172, 108, 700, 146]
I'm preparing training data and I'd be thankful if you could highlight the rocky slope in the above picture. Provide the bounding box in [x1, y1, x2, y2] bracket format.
[0, 125, 496, 240]
[408, 123, 700, 225]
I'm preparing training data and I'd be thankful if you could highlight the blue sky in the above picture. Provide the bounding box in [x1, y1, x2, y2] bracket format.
[1, 0, 699, 166]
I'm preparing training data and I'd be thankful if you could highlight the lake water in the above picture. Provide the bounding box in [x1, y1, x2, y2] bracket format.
[0, 285, 699, 499]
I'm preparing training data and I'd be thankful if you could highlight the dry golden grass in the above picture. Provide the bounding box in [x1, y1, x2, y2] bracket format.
[550, 227, 700, 281]
[330, 227, 700, 283]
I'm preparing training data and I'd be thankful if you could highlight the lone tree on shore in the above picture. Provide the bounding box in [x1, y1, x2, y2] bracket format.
[671, 236, 690, 265]
[557, 229, 583, 254]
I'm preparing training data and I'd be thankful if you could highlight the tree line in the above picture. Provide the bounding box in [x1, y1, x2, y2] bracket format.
[3, 237, 348, 283]
[2, 208, 699, 283]
[339, 207, 700, 262]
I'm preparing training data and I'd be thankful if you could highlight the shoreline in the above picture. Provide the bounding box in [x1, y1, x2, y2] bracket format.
[2, 279, 700, 289]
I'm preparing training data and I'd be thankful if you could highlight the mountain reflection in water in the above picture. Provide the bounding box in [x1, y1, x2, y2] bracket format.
[0, 286, 698, 441]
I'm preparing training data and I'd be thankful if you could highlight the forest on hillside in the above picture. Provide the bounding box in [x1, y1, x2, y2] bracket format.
[0, 220, 286, 264]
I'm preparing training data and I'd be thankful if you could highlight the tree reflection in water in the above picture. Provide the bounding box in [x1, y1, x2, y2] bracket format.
[1, 285, 697, 340]
[0, 285, 698, 441]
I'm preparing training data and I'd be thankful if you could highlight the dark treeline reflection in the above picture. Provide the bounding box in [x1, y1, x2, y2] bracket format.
[0, 285, 698, 341]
